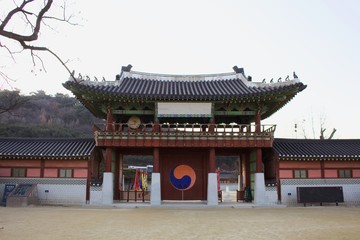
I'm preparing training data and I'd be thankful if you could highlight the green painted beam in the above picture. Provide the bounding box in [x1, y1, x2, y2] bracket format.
[112, 110, 155, 115]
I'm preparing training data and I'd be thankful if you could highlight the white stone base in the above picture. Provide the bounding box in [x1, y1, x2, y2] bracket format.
[254, 172, 267, 205]
[207, 173, 218, 206]
[151, 173, 161, 206]
[102, 172, 114, 205]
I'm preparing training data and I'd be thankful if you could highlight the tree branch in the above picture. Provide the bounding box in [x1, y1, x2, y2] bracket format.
[0, 0, 78, 83]
[19, 40, 76, 81]
[0, 0, 53, 42]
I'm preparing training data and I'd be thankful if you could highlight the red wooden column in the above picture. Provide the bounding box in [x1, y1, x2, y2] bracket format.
[119, 153, 124, 191]
[105, 108, 114, 172]
[243, 152, 251, 188]
[114, 151, 120, 200]
[255, 110, 261, 133]
[239, 154, 244, 190]
[275, 157, 281, 202]
[153, 147, 160, 173]
[86, 157, 91, 202]
[105, 147, 112, 172]
[209, 148, 216, 173]
[255, 110, 263, 173]
[106, 108, 114, 131]
[208, 119, 215, 133]
[153, 118, 161, 133]
[256, 148, 263, 173]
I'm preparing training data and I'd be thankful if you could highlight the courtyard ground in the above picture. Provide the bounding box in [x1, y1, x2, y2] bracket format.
[1, 205, 360, 240]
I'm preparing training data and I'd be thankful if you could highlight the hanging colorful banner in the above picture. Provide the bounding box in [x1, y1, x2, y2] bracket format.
[134, 169, 139, 191]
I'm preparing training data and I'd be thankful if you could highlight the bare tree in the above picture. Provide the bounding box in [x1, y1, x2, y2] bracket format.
[320, 128, 337, 140]
[297, 112, 337, 139]
[0, 90, 29, 115]
[0, 0, 78, 86]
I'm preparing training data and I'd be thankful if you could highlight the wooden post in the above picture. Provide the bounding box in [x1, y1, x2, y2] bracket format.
[275, 156, 281, 202]
[105, 147, 112, 172]
[153, 118, 160, 132]
[208, 119, 215, 133]
[153, 147, 160, 173]
[256, 148, 263, 173]
[209, 148, 216, 173]
[86, 157, 91, 202]
[106, 108, 114, 131]
[119, 153, 124, 191]
[255, 110, 261, 133]
[239, 154, 243, 190]
[244, 152, 251, 188]
[114, 151, 120, 200]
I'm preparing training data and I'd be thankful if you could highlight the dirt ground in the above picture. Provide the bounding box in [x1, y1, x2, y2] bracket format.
[1, 206, 360, 240]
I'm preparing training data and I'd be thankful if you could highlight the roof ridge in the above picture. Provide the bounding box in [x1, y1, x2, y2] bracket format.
[120, 70, 245, 82]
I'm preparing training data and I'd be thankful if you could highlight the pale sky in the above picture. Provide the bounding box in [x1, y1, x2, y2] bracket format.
[1, 0, 360, 139]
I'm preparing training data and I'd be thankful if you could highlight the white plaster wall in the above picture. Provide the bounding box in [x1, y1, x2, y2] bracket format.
[265, 187, 278, 204]
[37, 184, 86, 205]
[0, 178, 87, 205]
[90, 187, 103, 205]
[280, 179, 360, 206]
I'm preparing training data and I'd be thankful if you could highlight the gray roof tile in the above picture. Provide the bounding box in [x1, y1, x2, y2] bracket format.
[0, 138, 95, 159]
[274, 138, 360, 159]
[64, 69, 306, 101]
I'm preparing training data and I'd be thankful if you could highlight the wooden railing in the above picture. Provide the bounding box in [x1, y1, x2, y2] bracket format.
[120, 190, 150, 202]
[94, 123, 276, 147]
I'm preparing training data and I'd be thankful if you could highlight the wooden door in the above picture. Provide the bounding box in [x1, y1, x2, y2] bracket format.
[160, 148, 207, 200]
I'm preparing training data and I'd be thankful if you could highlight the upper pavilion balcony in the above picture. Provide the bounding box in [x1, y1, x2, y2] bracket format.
[94, 123, 276, 148]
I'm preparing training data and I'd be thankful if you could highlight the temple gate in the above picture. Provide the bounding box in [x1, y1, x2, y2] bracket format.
[63, 65, 306, 205]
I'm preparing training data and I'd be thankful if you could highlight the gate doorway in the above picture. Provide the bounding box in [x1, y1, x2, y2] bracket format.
[160, 148, 207, 200]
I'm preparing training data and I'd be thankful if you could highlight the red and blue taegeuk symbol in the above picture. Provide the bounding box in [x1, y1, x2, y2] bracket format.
[170, 165, 196, 191]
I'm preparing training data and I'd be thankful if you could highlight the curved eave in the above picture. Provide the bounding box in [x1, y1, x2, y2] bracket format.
[64, 80, 306, 104]
[261, 84, 307, 119]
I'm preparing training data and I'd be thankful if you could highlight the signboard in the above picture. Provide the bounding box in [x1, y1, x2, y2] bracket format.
[11, 184, 34, 197]
[297, 186, 344, 205]
[157, 102, 212, 117]
[1, 184, 16, 206]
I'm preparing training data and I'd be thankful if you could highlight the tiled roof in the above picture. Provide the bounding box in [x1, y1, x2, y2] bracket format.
[273, 138, 360, 160]
[63, 68, 306, 101]
[0, 138, 95, 159]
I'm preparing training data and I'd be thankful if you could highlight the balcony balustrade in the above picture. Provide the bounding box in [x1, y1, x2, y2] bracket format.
[95, 123, 276, 148]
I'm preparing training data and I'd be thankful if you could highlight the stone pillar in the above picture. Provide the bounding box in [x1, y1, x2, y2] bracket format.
[102, 172, 114, 205]
[254, 148, 267, 205]
[207, 173, 218, 206]
[209, 148, 216, 173]
[102, 147, 114, 205]
[151, 173, 161, 206]
[151, 148, 161, 205]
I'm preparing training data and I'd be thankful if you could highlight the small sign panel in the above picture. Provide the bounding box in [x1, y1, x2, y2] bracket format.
[1, 184, 16, 206]
[157, 102, 212, 117]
